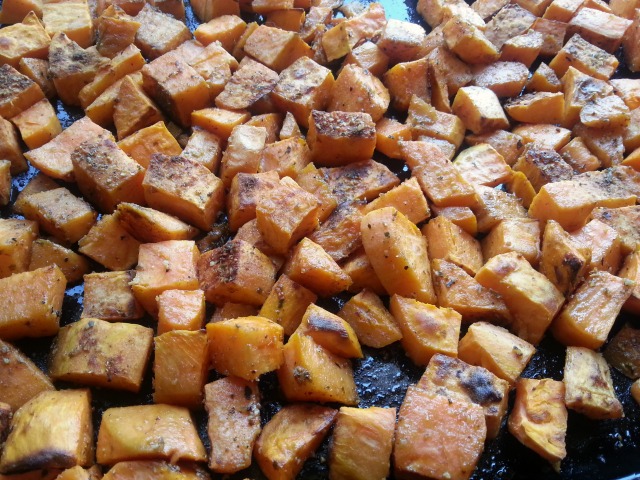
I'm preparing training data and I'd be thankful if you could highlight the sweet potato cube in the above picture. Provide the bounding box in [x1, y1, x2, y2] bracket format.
[114, 75, 164, 140]
[243, 25, 311, 72]
[407, 95, 466, 148]
[134, 4, 190, 59]
[153, 330, 208, 407]
[571, 219, 623, 273]
[227, 171, 279, 232]
[619, 250, 640, 314]
[376, 18, 426, 63]
[471, 61, 529, 100]
[327, 64, 389, 123]
[278, 331, 358, 405]
[552, 270, 634, 349]
[343, 40, 389, 78]
[307, 110, 376, 166]
[476, 252, 565, 345]
[361, 207, 436, 303]
[215, 58, 278, 112]
[294, 163, 337, 222]
[320, 160, 399, 205]
[102, 461, 209, 480]
[418, 354, 509, 439]
[259, 137, 311, 178]
[394, 386, 486, 480]
[181, 127, 222, 172]
[624, 8, 640, 72]
[505, 171, 536, 209]
[341, 251, 383, 295]
[504, 91, 565, 125]
[283, 237, 352, 297]
[0, 219, 38, 279]
[431, 259, 511, 324]
[589, 206, 640, 255]
[562, 67, 613, 128]
[43, 1, 93, 48]
[255, 404, 336, 480]
[116, 203, 199, 244]
[0, 390, 93, 474]
[299, 304, 362, 358]
[473, 184, 528, 233]
[211, 302, 259, 322]
[192, 108, 251, 143]
[96, 404, 207, 465]
[50, 318, 153, 392]
[0, 13, 50, 69]
[382, 57, 430, 112]
[482, 218, 541, 267]
[0, 117, 27, 175]
[363, 177, 430, 225]
[453, 143, 513, 188]
[307, 200, 363, 262]
[466, 129, 524, 167]
[484, 4, 537, 50]
[0, 64, 45, 120]
[206, 316, 284, 380]
[143, 154, 225, 231]
[259, 274, 317, 336]
[0, 340, 54, 411]
[374, 118, 412, 160]
[321, 2, 385, 60]
[580, 95, 630, 130]
[25, 116, 113, 182]
[401, 141, 477, 208]
[10, 98, 61, 150]
[564, 346, 623, 419]
[528, 166, 640, 231]
[28, 239, 90, 284]
[329, 407, 396, 480]
[21, 188, 97, 244]
[204, 377, 261, 474]
[443, 17, 499, 65]
[500, 30, 543, 68]
[539, 220, 591, 296]
[526, 62, 563, 93]
[338, 289, 402, 348]
[389, 294, 461, 366]
[574, 123, 624, 168]
[156, 289, 205, 334]
[452, 86, 509, 135]
[142, 55, 210, 127]
[82, 271, 143, 321]
[95, 6, 142, 59]
[508, 378, 567, 467]
[458, 321, 535, 386]
[71, 138, 145, 213]
[191, 0, 240, 21]
[117, 121, 181, 169]
[424, 216, 483, 276]
[246, 112, 282, 144]
[77, 214, 140, 271]
[194, 14, 246, 50]
[85, 73, 141, 127]
[567, 7, 632, 53]
[218, 125, 268, 186]
[130, 240, 199, 315]
[560, 137, 601, 173]
[550, 34, 618, 80]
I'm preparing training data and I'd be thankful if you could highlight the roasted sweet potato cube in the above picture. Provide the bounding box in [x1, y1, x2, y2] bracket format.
[337, 289, 402, 348]
[86, 73, 141, 127]
[341, 250, 384, 295]
[13, 174, 60, 217]
[360, 207, 435, 303]
[539, 220, 591, 296]
[21, 188, 97, 245]
[452, 86, 509, 135]
[307, 110, 376, 166]
[443, 17, 499, 65]
[528, 166, 640, 231]
[0, 13, 50, 69]
[550, 34, 618, 80]
[0, 340, 54, 411]
[329, 406, 396, 480]
[255, 404, 336, 480]
[389, 294, 461, 365]
[320, 160, 399, 205]
[0, 219, 38, 279]
[50, 318, 153, 392]
[504, 91, 565, 125]
[294, 163, 337, 222]
[567, 7, 632, 53]
[142, 56, 210, 127]
[191, 0, 240, 21]
[471, 61, 529, 99]
[278, 331, 358, 405]
[206, 316, 283, 380]
[114, 76, 164, 140]
[401, 141, 477, 208]
[227, 171, 279, 232]
[133, 4, 190, 59]
[218, 125, 268, 187]
[562, 67, 613, 128]
[458, 321, 535, 386]
[299, 304, 362, 359]
[552, 270, 634, 349]
[43, 2, 93, 48]
[453, 144, 513, 189]
[143, 154, 225, 231]
[243, 25, 311, 72]
[424, 215, 483, 276]
[283, 237, 352, 297]
[526, 62, 563, 93]
[574, 123, 624, 168]
[194, 14, 246, 50]
[0, 65, 45, 120]
[215, 57, 278, 111]
[619, 250, 640, 314]
[589, 206, 640, 255]
[363, 177, 430, 225]
[500, 30, 543, 68]
[130, 240, 199, 315]
[77, 214, 140, 271]
[0, 117, 27, 175]
[473, 184, 528, 233]
[204, 377, 261, 474]
[482, 218, 541, 267]
[560, 137, 601, 173]
[82, 271, 143, 321]
[407, 95, 466, 149]
[10, 98, 62, 150]
[29, 239, 90, 284]
[543, 0, 583, 21]
[259, 274, 317, 336]
[327, 64, 389, 123]
[505, 171, 536, 209]
[580, 95, 630, 130]
[394, 386, 486, 480]
[0, 390, 93, 474]
[466, 129, 524, 167]
[571, 219, 624, 273]
[181, 127, 222, 172]
[431, 259, 511, 324]
[102, 461, 209, 480]
[246, 112, 283, 144]
[564, 346, 623, 419]
[624, 8, 640, 72]
[95, 5, 142, 59]
[374, 118, 412, 160]
[96, 404, 207, 465]
[418, 354, 509, 439]
[484, 4, 537, 50]
[382, 57, 430, 112]
[508, 378, 567, 467]
[376, 18, 426, 63]
[476, 252, 565, 345]
[343, 40, 389, 78]
[71, 138, 145, 213]
[25, 116, 113, 182]
[211, 302, 259, 322]
[307, 200, 363, 262]
[116, 203, 199, 244]
[156, 289, 205, 334]
[259, 137, 311, 178]
[117, 121, 181, 169]
[153, 330, 208, 407]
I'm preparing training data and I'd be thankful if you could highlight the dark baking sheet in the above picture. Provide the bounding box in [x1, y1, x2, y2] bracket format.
[2, 0, 640, 478]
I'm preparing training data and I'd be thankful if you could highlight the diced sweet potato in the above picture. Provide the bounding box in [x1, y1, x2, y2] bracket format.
[10, 98, 62, 150]
[550, 33, 618, 80]
[394, 386, 486, 480]
[588, 206, 640, 255]
[344, 40, 389, 78]
[95, 6, 141, 59]
[0, 390, 93, 474]
[0, 13, 50, 69]
[452, 86, 509, 135]
[327, 64, 389, 122]
[156, 289, 205, 334]
[243, 24, 312, 72]
[114, 75, 164, 140]
[43, 2, 94, 49]
[117, 121, 181, 169]
[407, 95, 466, 148]
[508, 378, 567, 467]
[116, 203, 199, 244]
[551, 270, 634, 349]
[472, 61, 529, 99]
[204, 377, 261, 474]
[299, 304, 362, 359]
[50, 318, 153, 392]
[619, 250, 640, 314]
[321, 3, 385, 61]
[526, 62, 563, 93]
[571, 219, 623, 273]
[363, 177, 430, 225]
[259, 274, 317, 336]
[0, 117, 27, 175]
[484, 4, 537, 50]
[254, 404, 337, 480]
[0, 219, 38, 279]
[96, 404, 207, 465]
[0, 340, 54, 411]
[377, 18, 426, 63]
[28, 239, 90, 284]
[134, 4, 190, 59]
[82, 271, 143, 321]
[431, 205, 478, 236]
[0, 64, 45, 120]
[423, 216, 483, 276]
[307, 200, 364, 262]
[443, 17, 498, 65]
[453, 143, 513, 188]
[101, 461, 209, 480]
[215, 57, 278, 111]
[218, 124, 268, 187]
[482, 218, 541, 267]
[320, 160, 400, 204]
